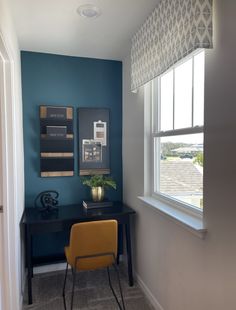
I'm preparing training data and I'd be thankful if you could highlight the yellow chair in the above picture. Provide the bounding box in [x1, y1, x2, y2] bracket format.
[62, 220, 125, 310]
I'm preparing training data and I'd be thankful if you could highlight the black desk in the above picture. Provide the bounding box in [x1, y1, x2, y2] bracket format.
[21, 202, 135, 305]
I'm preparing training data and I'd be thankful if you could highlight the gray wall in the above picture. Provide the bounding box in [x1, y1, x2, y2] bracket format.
[123, 1, 236, 309]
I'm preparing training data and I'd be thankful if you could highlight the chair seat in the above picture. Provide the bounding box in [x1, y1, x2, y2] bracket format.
[64, 245, 115, 271]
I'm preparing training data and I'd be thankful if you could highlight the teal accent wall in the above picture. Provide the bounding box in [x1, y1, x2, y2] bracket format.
[21, 51, 122, 258]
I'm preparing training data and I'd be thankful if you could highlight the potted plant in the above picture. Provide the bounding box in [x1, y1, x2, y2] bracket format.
[82, 175, 116, 202]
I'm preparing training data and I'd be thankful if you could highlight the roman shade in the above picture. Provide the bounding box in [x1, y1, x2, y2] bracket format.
[131, 0, 213, 91]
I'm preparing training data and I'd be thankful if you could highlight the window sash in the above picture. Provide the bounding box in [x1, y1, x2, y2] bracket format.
[151, 51, 205, 211]
[152, 50, 205, 136]
[153, 133, 204, 211]
[153, 126, 204, 138]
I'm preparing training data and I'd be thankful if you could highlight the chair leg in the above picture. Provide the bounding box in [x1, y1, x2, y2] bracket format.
[62, 263, 68, 310]
[113, 263, 126, 310]
[107, 266, 125, 310]
[70, 267, 77, 310]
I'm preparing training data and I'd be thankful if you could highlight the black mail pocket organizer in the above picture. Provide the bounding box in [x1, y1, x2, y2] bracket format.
[39, 105, 74, 177]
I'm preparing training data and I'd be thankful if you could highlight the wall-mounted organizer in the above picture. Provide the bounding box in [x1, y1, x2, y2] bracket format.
[40, 105, 74, 177]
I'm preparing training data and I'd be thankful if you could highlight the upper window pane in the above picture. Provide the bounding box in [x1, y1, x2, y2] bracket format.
[174, 59, 192, 129]
[160, 70, 173, 131]
[193, 51, 205, 126]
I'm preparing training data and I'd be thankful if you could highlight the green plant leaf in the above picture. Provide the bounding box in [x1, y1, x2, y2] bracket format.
[81, 175, 117, 190]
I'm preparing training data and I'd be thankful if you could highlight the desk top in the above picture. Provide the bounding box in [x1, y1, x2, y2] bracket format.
[21, 201, 135, 225]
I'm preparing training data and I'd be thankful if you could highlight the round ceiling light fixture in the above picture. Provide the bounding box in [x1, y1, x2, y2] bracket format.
[77, 4, 101, 19]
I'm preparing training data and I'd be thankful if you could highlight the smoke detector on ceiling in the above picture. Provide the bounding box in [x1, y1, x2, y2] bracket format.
[77, 4, 101, 19]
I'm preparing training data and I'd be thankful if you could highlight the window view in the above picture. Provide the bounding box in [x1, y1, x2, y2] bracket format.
[153, 51, 205, 209]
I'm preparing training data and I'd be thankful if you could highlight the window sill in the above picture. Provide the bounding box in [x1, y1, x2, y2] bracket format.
[138, 196, 207, 239]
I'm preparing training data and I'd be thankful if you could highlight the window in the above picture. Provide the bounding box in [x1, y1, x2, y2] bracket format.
[152, 50, 205, 210]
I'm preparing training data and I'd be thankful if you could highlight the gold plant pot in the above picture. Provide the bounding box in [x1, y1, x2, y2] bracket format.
[91, 187, 104, 202]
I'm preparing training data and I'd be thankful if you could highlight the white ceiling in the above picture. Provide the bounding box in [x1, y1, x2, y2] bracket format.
[9, 0, 158, 61]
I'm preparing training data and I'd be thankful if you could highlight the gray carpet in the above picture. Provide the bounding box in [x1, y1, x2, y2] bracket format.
[23, 265, 154, 310]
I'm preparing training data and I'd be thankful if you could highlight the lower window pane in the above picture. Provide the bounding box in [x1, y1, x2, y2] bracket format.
[156, 133, 203, 209]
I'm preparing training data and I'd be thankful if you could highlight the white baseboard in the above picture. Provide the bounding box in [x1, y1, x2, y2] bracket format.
[33, 262, 69, 274]
[32, 254, 126, 275]
[33, 255, 125, 275]
[135, 271, 164, 310]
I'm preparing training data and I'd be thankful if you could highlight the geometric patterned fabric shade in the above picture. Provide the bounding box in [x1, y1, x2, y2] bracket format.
[131, 0, 213, 91]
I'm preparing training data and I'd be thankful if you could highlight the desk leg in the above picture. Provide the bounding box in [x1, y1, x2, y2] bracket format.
[117, 224, 123, 265]
[31, 237, 34, 278]
[116, 253, 120, 265]
[125, 217, 134, 286]
[26, 225, 33, 304]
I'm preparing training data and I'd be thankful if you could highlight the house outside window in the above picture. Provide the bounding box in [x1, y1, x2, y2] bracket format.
[151, 50, 205, 210]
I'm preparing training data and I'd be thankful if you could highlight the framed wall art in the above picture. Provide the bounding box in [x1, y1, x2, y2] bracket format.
[78, 108, 110, 175]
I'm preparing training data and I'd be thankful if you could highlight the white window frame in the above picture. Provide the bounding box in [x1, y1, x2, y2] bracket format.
[150, 50, 205, 215]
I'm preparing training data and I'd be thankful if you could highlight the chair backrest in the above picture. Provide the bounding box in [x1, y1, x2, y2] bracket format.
[67, 220, 118, 271]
